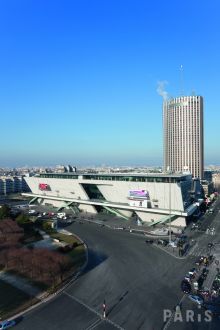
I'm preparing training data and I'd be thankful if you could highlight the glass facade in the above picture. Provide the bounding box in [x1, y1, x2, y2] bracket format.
[39, 173, 189, 184]
[39, 174, 78, 179]
[81, 183, 106, 200]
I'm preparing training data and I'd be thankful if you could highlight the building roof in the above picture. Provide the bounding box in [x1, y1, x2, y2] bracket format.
[38, 172, 191, 178]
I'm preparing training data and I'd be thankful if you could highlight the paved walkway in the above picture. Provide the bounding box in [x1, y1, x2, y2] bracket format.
[0, 271, 42, 296]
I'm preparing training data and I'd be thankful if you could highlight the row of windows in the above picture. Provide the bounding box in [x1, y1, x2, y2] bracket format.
[39, 174, 187, 183]
[82, 175, 174, 182]
[40, 174, 79, 179]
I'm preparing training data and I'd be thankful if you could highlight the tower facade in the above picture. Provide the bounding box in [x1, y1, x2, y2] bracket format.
[163, 96, 204, 179]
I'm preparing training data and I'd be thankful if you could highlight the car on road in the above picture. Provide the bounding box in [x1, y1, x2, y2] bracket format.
[207, 242, 214, 249]
[0, 320, 16, 329]
[191, 223, 199, 230]
[188, 294, 204, 305]
[145, 239, 154, 244]
[178, 235, 187, 244]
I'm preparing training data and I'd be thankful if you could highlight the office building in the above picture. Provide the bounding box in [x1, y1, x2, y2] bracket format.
[163, 96, 204, 178]
[0, 176, 30, 195]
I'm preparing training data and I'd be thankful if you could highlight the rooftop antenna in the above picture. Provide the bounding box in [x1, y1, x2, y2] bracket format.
[180, 64, 184, 96]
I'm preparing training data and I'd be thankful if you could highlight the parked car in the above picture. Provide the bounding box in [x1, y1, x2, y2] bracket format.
[0, 320, 16, 329]
[181, 280, 191, 294]
[179, 234, 187, 241]
[184, 274, 193, 282]
[188, 268, 197, 277]
[203, 303, 220, 315]
[212, 281, 220, 291]
[188, 294, 204, 305]
[157, 239, 165, 245]
[197, 276, 205, 289]
[202, 267, 209, 278]
[168, 241, 177, 248]
[198, 290, 210, 298]
[195, 256, 205, 266]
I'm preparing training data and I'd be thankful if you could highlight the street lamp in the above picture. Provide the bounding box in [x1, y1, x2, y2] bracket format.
[169, 176, 172, 243]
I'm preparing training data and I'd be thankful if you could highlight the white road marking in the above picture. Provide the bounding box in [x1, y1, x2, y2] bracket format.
[63, 291, 125, 330]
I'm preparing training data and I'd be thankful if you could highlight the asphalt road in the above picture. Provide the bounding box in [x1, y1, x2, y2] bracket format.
[6, 197, 220, 329]
[13, 221, 195, 330]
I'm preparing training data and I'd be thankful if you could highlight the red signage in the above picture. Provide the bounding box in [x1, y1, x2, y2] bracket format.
[39, 183, 50, 191]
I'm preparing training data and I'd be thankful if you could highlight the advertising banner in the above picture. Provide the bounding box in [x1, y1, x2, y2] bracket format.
[128, 190, 149, 200]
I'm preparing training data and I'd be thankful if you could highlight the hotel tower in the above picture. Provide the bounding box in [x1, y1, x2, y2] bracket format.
[163, 96, 204, 179]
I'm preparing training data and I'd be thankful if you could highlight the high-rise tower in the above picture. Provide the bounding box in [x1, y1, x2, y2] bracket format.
[163, 96, 204, 178]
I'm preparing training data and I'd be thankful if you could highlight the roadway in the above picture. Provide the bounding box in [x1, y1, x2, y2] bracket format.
[9, 198, 220, 329]
[168, 198, 220, 330]
[14, 221, 195, 330]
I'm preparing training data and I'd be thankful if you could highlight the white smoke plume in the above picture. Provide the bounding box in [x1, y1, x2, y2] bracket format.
[157, 80, 169, 100]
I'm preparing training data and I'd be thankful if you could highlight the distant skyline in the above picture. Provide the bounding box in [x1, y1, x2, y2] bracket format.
[1, 0, 220, 167]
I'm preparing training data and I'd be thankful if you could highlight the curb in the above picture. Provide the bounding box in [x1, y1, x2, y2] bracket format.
[76, 218, 183, 238]
[152, 243, 187, 260]
[77, 217, 176, 238]
[6, 232, 89, 322]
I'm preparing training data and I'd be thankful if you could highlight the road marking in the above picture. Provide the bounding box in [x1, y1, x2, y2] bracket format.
[63, 291, 124, 330]
[152, 243, 185, 260]
[85, 318, 102, 330]
[162, 294, 186, 330]
[188, 242, 198, 256]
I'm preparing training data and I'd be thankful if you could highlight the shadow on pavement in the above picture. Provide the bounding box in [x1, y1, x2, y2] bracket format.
[83, 248, 108, 274]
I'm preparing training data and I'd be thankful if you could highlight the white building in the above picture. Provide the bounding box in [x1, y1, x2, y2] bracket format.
[163, 96, 204, 179]
[23, 172, 203, 228]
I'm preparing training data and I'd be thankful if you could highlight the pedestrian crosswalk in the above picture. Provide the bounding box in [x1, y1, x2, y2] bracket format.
[188, 243, 208, 258]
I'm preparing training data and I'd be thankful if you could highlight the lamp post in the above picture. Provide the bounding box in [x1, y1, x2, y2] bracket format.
[169, 176, 172, 244]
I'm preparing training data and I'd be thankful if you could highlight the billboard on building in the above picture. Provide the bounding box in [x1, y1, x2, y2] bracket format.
[128, 190, 149, 200]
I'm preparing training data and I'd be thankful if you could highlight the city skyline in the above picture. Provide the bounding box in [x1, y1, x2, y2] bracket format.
[0, 1, 220, 167]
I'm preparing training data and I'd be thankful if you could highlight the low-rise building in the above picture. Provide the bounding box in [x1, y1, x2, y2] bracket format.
[23, 172, 203, 228]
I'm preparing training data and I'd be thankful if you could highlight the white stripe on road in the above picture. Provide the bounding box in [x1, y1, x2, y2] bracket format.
[63, 291, 124, 330]
[85, 318, 102, 330]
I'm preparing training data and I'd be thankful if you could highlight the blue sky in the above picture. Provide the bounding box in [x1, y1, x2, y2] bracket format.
[0, 0, 220, 167]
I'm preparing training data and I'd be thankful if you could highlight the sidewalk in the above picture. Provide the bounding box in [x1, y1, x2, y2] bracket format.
[203, 261, 218, 291]
[77, 213, 183, 237]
